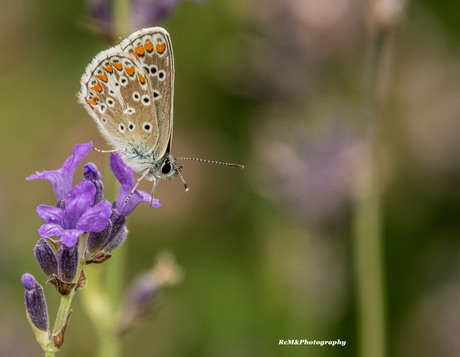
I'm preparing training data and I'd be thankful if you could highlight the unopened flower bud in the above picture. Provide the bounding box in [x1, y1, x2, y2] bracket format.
[84, 163, 104, 204]
[21, 273, 49, 332]
[34, 239, 58, 277]
[87, 219, 112, 254]
[103, 210, 127, 252]
[104, 225, 127, 252]
[58, 242, 79, 282]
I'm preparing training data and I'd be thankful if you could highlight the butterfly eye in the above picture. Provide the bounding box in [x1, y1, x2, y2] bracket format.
[161, 160, 172, 174]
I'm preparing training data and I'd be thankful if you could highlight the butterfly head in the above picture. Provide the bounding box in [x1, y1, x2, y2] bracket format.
[153, 154, 189, 191]
[151, 154, 179, 181]
[155, 155, 179, 180]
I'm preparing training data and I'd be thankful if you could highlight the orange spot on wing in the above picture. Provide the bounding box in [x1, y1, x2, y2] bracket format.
[103, 64, 113, 73]
[138, 72, 146, 84]
[135, 45, 145, 56]
[113, 62, 123, 71]
[87, 96, 98, 106]
[156, 43, 166, 54]
[145, 42, 154, 52]
[91, 81, 103, 92]
[125, 66, 135, 76]
[130, 51, 139, 60]
[96, 73, 108, 82]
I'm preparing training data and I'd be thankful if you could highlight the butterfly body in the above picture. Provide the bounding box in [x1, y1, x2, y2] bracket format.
[79, 27, 179, 182]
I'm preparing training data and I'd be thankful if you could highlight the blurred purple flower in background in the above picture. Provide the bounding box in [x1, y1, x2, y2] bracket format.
[131, 0, 206, 30]
[254, 112, 362, 225]
[118, 251, 183, 333]
[86, 0, 113, 39]
[86, 0, 206, 39]
[214, 0, 363, 103]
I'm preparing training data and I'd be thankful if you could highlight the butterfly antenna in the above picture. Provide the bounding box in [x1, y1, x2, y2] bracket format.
[176, 157, 244, 169]
[177, 166, 189, 192]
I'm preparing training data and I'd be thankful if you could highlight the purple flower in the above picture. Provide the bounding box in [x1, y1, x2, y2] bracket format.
[37, 181, 112, 247]
[86, 154, 159, 255]
[27, 142, 93, 202]
[111, 153, 160, 216]
[21, 273, 49, 332]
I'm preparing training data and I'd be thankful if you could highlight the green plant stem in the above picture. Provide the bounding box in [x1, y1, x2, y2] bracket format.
[80, 162, 124, 357]
[97, 324, 120, 357]
[353, 140, 385, 357]
[45, 350, 57, 357]
[82, 260, 122, 357]
[353, 14, 397, 357]
[44, 292, 75, 356]
[114, 0, 130, 38]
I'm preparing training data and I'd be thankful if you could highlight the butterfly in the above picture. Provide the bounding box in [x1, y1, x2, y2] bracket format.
[78, 27, 243, 198]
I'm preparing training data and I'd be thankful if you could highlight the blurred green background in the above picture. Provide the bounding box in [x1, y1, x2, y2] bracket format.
[1, 0, 460, 356]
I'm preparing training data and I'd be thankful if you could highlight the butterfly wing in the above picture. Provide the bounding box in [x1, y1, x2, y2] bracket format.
[119, 27, 174, 159]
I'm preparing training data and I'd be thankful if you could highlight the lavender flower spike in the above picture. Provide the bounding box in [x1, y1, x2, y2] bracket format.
[27, 142, 93, 201]
[22, 274, 49, 331]
[37, 181, 112, 247]
[111, 153, 160, 216]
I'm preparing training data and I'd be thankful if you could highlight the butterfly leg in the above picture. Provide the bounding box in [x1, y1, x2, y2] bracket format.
[150, 177, 160, 206]
[125, 168, 151, 203]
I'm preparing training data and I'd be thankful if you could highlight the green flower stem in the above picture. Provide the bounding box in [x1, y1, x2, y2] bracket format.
[81, 164, 124, 357]
[96, 325, 120, 357]
[353, 9, 399, 357]
[353, 142, 385, 357]
[82, 262, 121, 357]
[44, 292, 75, 356]
[114, 0, 130, 38]
[45, 349, 57, 357]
